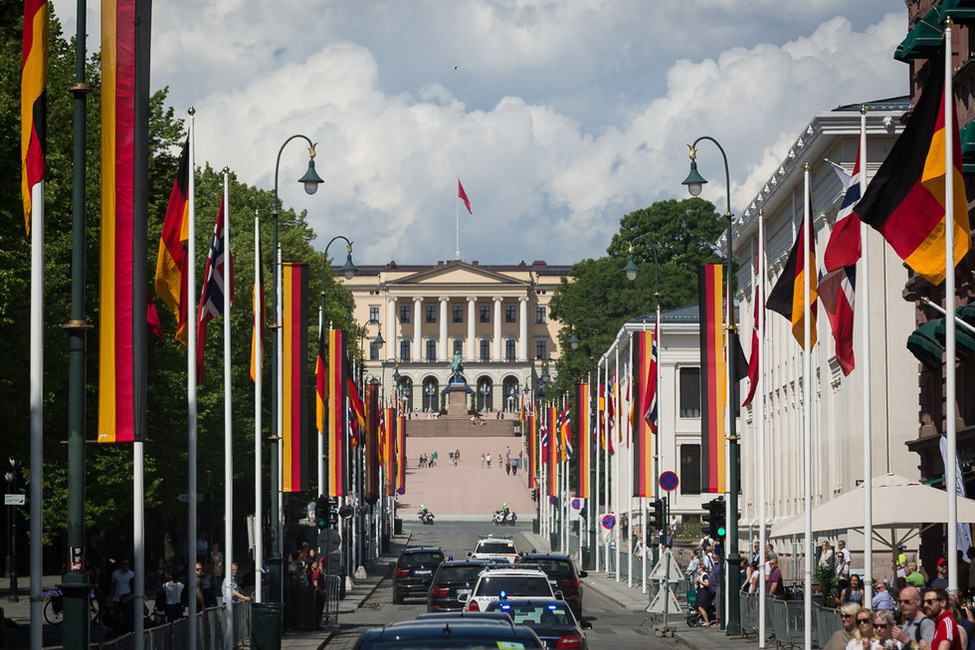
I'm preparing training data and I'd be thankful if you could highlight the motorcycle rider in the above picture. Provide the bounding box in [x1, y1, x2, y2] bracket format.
[500, 503, 510, 521]
[418, 504, 429, 518]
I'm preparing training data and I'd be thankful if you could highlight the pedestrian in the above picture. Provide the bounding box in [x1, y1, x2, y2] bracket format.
[923, 587, 961, 650]
[486, 454, 491, 468]
[505, 460, 511, 475]
[109, 558, 134, 635]
[891, 585, 935, 647]
[836, 539, 851, 588]
[766, 558, 785, 599]
[498, 453, 503, 468]
[161, 572, 185, 621]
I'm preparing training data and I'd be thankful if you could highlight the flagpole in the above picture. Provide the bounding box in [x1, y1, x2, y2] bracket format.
[757, 210, 767, 648]
[134, 440, 145, 650]
[802, 163, 813, 650]
[455, 175, 461, 261]
[859, 106, 874, 604]
[594, 368, 601, 573]
[29, 175, 43, 649]
[187, 110, 199, 650]
[253, 213, 264, 603]
[615, 346, 621, 582]
[222, 170, 234, 650]
[276, 243, 285, 577]
[944, 21, 959, 588]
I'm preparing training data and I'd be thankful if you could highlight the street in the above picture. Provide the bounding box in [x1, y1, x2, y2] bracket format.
[321, 520, 686, 649]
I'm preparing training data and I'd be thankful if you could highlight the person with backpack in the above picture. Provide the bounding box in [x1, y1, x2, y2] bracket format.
[893, 585, 936, 649]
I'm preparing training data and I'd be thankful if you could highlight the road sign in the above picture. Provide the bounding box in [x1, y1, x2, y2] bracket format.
[4, 494, 25, 506]
[659, 471, 679, 492]
[571, 498, 582, 511]
[397, 487, 405, 495]
[549, 496, 557, 505]
[177, 493, 203, 503]
[601, 514, 616, 530]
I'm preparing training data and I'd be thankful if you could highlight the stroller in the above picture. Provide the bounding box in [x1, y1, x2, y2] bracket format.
[685, 585, 716, 627]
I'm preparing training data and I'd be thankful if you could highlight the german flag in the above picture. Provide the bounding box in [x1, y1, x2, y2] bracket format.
[363, 384, 380, 505]
[154, 137, 190, 344]
[396, 411, 406, 494]
[547, 405, 558, 498]
[698, 265, 726, 493]
[98, 0, 151, 444]
[856, 63, 970, 285]
[327, 329, 349, 497]
[21, 0, 47, 233]
[766, 224, 818, 349]
[631, 331, 655, 498]
[315, 314, 326, 436]
[384, 407, 396, 497]
[577, 383, 591, 499]
[281, 263, 308, 493]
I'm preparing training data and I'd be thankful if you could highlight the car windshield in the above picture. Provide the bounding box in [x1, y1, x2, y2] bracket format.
[437, 565, 486, 582]
[474, 576, 552, 597]
[477, 542, 515, 554]
[488, 602, 574, 626]
[401, 552, 444, 565]
[532, 560, 572, 574]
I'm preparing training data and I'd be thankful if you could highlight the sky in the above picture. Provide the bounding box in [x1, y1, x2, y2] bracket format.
[56, 1, 907, 266]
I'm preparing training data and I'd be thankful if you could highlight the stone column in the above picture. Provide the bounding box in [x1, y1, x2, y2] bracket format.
[413, 297, 422, 362]
[519, 297, 529, 362]
[386, 297, 397, 360]
[439, 297, 449, 361]
[467, 297, 477, 362]
[493, 297, 503, 361]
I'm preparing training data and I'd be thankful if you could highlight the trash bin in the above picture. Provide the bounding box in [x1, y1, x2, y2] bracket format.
[549, 531, 560, 552]
[581, 546, 593, 570]
[394, 517, 403, 535]
[532, 518, 540, 534]
[251, 602, 284, 650]
[287, 585, 317, 631]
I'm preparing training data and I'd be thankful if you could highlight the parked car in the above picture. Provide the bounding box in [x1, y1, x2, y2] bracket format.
[392, 546, 445, 604]
[426, 559, 493, 612]
[354, 618, 543, 649]
[519, 553, 587, 619]
[460, 566, 555, 612]
[485, 598, 591, 649]
[468, 534, 520, 564]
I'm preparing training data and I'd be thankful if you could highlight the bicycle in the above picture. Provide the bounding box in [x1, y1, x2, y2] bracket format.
[42, 588, 100, 625]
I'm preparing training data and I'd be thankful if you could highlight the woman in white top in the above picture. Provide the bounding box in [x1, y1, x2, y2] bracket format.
[819, 540, 835, 569]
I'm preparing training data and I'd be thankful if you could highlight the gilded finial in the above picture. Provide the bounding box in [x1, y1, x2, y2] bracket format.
[188, 106, 196, 116]
[686, 144, 696, 161]
[860, 105, 867, 116]
[308, 143, 318, 159]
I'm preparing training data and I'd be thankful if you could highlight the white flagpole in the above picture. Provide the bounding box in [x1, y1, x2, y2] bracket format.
[134, 441, 145, 649]
[29, 178, 44, 650]
[222, 171, 234, 650]
[758, 210, 767, 648]
[594, 367, 601, 573]
[802, 164, 813, 650]
[615, 346, 621, 581]
[859, 106, 874, 604]
[455, 176, 461, 261]
[276, 244, 285, 567]
[187, 110, 199, 650]
[945, 21, 959, 588]
[253, 213, 264, 603]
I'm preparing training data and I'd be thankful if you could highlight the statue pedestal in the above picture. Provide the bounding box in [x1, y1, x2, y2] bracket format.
[445, 383, 470, 418]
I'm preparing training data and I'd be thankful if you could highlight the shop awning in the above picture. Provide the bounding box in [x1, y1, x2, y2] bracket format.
[934, 311, 975, 359]
[895, 7, 946, 63]
[942, 0, 975, 20]
[907, 319, 944, 369]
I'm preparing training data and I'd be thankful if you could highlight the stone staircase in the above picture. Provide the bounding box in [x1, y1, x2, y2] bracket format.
[406, 417, 517, 437]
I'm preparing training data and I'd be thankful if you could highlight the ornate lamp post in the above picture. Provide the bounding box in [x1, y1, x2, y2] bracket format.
[682, 136, 741, 635]
[269, 135, 324, 603]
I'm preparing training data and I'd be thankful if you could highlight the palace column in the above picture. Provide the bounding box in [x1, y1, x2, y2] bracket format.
[439, 296, 449, 361]
[413, 297, 422, 362]
[493, 297, 502, 361]
[467, 297, 477, 362]
[386, 297, 397, 360]
[519, 297, 528, 362]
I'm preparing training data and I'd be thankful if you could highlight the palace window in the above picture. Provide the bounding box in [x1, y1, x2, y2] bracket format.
[399, 340, 410, 361]
[480, 305, 491, 323]
[452, 305, 464, 323]
[535, 339, 548, 360]
[425, 340, 437, 361]
[506, 305, 517, 323]
[425, 305, 437, 323]
[369, 306, 380, 322]
[505, 339, 516, 360]
[679, 367, 701, 418]
[480, 340, 491, 361]
[535, 306, 547, 324]
[399, 305, 411, 324]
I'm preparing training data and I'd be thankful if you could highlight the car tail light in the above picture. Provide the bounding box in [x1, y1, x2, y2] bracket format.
[395, 569, 410, 578]
[430, 587, 450, 597]
[561, 579, 579, 589]
[467, 600, 480, 612]
[556, 634, 584, 648]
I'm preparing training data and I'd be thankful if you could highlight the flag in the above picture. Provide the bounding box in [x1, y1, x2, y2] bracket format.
[315, 313, 327, 435]
[147, 302, 163, 341]
[606, 383, 616, 456]
[154, 137, 190, 344]
[281, 263, 308, 493]
[644, 323, 659, 434]
[767, 223, 818, 349]
[855, 62, 970, 285]
[547, 406, 558, 498]
[196, 202, 234, 382]
[528, 410, 537, 489]
[98, 0, 151, 444]
[577, 383, 590, 499]
[819, 265, 856, 376]
[396, 411, 406, 494]
[742, 282, 761, 407]
[347, 374, 367, 445]
[560, 408, 573, 461]
[698, 264, 727, 493]
[632, 329, 656, 498]
[327, 329, 349, 497]
[21, 0, 47, 233]
[458, 178, 472, 214]
[250, 224, 265, 381]
[823, 151, 863, 272]
[363, 384, 380, 505]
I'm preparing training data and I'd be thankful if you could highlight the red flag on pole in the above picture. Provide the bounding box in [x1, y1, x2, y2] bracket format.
[458, 178, 472, 214]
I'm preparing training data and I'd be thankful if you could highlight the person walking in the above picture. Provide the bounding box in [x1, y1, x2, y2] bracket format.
[892, 585, 936, 648]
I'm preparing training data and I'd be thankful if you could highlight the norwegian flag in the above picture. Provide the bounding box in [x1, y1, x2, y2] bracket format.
[823, 150, 863, 272]
[540, 421, 549, 450]
[561, 409, 573, 460]
[643, 314, 659, 434]
[196, 202, 234, 382]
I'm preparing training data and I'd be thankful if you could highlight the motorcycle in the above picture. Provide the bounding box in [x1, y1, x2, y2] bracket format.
[493, 510, 517, 526]
[418, 511, 435, 525]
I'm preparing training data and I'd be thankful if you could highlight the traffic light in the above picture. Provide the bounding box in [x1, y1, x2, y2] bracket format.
[315, 497, 328, 529]
[648, 499, 665, 531]
[701, 497, 726, 538]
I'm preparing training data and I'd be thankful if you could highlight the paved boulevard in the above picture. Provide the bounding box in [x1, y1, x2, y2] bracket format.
[324, 520, 686, 649]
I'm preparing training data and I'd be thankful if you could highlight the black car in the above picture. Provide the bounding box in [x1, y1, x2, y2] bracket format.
[392, 546, 446, 604]
[485, 598, 591, 649]
[426, 560, 492, 612]
[354, 618, 543, 649]
[519, 554, 587, 619]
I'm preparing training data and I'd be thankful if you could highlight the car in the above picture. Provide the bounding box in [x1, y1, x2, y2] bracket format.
[354, 618, 544, 648]
[485, 598, 592, 649]
[426, 559, 493, 612]
[392, 546, 446, 604]
[519, 553, 587, 619]
[415, 611, 513, 624]
[468, 534, 520, 564]
[459, 566, 555, 612]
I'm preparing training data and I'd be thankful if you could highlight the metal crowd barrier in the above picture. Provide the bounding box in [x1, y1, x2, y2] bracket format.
[322, 574, 342, 625]
[76, 603, 250, 650]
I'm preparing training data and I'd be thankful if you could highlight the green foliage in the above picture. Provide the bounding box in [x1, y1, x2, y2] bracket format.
[548, 197, 725, 395]
[0, 2, 356, 552]
[815, 563, 839, 606]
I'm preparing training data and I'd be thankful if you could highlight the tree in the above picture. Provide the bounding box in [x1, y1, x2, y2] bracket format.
[548, 197, 725, 395]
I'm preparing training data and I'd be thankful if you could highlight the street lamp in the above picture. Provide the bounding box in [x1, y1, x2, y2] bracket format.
[269, 134, 324, 603]
[478, 381, 491, 411]
[681, 135, 741, 636]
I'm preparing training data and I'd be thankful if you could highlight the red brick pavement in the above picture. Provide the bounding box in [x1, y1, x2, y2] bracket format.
[400, 436, 534, 517]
